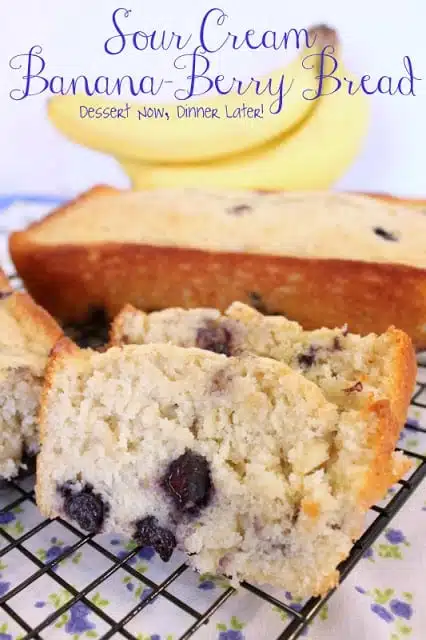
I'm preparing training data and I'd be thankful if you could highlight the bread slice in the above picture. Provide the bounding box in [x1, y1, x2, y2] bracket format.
[37, 338, 408, 596]
[0, 269, 63, 479]
[111, 302, 416, 429]
[9, 186, 426, 348]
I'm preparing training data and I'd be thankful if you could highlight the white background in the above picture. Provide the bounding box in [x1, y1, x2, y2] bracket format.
[1, 0, 425, 198]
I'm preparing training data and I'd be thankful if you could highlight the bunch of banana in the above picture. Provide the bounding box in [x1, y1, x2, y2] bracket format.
[48, 26, 370, 191]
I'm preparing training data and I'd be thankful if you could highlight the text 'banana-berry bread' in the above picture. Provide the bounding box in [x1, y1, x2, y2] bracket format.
[0, 269, 63, 479]
[37, 339, 409, 596]
[9, 187, 426, 347]
[111, 302, 416, 432]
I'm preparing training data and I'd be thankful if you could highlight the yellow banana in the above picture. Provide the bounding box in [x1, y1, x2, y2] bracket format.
[47, 26, 332, 163]
[120, 39, 370, 190]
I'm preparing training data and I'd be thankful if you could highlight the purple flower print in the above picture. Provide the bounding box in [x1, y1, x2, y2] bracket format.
[137, 546, 155, 561]
[218, 632, 244, 640]
[140, 587, 152, 601]
[0, 575, 10, 597]
[390, 599, 413, 620]
[46, 544, 72, 564]
[110, 538, 121, 545]
[0, 632, 12, 640]
[405, 417, 419, 428]
[118, 545, 155, 564]
[363, 547, 374, 559]
[65, 602, 96, 634]
[355, 586, 367, 594]
[371, 603, 394, 623]
[199, 579, 215, 590]
[283, 591, 303, 612]
[0, 511, 15, 525]
[125, 581, 152, 601]
[385, 529, 405, 545]
[41, 537, 72, 571]
[35, 601, 45, 608]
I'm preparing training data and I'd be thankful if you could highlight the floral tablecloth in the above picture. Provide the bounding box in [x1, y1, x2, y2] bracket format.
[0, 196, 425, 640]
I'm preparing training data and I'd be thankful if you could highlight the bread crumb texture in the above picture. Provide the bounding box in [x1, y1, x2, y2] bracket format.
[0, 275, 62, 478]
[112, 301, 416, 429]
[37, 340, 409, 596]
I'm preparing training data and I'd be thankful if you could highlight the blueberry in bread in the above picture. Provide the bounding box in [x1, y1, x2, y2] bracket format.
[37, 339, 409, 596]
[111, 302, 416, 429]
[9, 186, 426, 348]
[0, 269, 63, 479]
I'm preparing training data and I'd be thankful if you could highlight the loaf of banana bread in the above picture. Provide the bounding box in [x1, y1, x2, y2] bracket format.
[10, 186, 426, 347]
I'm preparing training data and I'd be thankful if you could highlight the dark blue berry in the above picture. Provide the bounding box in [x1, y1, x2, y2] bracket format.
[162, 450, 211, 512]
[373, 227, 398, 242]
[227, 204, 252, 215]
[63, 484, 105, 533]
[196, 323, 232, 356]
[134, 516, 176, 562]
[297, 345, 319, 369]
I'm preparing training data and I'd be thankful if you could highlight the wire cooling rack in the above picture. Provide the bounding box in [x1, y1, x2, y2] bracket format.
[0, 277, 425, 640]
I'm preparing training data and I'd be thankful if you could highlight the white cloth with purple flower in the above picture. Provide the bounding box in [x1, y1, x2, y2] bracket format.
[0, 197, 425, 640]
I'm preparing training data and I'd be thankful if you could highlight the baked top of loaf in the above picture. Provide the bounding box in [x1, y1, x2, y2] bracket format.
[11, 187, 426, 268]
[0, 269, 62, 478]
[37, 339, 407, 595]
[111, 301, 416, 429]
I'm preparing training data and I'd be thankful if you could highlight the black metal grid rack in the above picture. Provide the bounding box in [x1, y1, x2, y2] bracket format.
[0, 281, 425, 639]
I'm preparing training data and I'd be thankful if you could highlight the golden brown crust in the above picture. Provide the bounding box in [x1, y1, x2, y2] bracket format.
[365, 193, 426, 209]
[0, 267, 63, 351]
[0, 268, 13, 292]
[13, 185, 119, 236]
[109, 304, 138, 346]
[9, 186, 426, 347]
[384, 327, 417, 427]
[359, 399, 411, 510]
[8, 292, 63, 350]
[10, 240, 426, 349]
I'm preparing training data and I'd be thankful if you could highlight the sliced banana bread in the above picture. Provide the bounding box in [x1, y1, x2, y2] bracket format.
[111, 302, 416, 428]
[0, 269, 63, 479]
[37, 339, 408, 596]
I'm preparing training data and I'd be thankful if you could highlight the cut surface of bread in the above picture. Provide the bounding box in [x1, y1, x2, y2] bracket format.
[111, 302, 416, 429]
[0, 269, 63, 478]
[37, 339, 408, 596]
